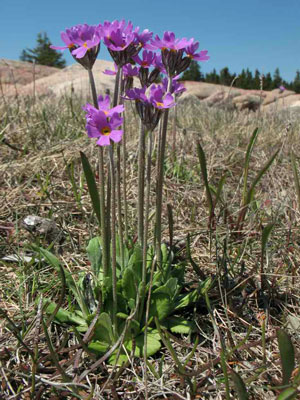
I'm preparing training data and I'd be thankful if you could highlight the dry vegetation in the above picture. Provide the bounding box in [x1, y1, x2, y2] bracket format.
[1, 90, 300, 399]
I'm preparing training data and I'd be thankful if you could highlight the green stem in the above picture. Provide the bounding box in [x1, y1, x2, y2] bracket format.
[138, 129, 153, 323]
[155, 77, 172, 265]
[109, 145, 118, 332]
[138, 121, 146, 245]
[122, 110, 129, 243]
[114, 67, 125, 267]
[142, 130, 153, 284]
[87, 68, 109, 277]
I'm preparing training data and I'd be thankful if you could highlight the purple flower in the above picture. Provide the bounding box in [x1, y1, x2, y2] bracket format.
[50, 31, 75, 51]
[147, 31, 193, 51]
[279, 85, 286, 93]
[100, 19, 136, 51]
[185, 41, 209, 61]
[99, 20, 140, 66]
[153, 54, 166, 74]
[134, 29, 153, 48]
[103, 63, 118, 76]
[83, 95, 124, 118]
[123, 63, 139, 77]
[133, 50, 156, 68]
[50, 24, 101, 69]
[149, 85, 176, 109]
[124, 84, 175, 131]
[125, 87, 148, 102]
[51, 24, 101, 58]
[85, 109, 123, 146]
[162, 76, 186, 96]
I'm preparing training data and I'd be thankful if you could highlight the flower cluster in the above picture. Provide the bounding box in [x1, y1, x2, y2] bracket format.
[51, 24, 101, 69]
[52, 20, 209, 143]
[124, 84, 175, 131]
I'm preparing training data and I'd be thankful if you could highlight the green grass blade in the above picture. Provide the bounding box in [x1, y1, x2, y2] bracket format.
[291, 152, 300, 211]
[243, 128, 259, 204]
[246, 149, 279, 206]
[80, 151, 101, 224]
[277, 329, 295, 386]
[277, 387, 298, 400]
[262, 222, 274, 255]
[197, 141, 213, 216]
[230, 370, 249, 400]
[215, 174, 226, 206]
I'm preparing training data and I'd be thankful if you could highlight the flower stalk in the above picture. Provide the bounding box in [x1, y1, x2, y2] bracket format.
[155, 77, 172, 266]
[87, 68, 109, 276]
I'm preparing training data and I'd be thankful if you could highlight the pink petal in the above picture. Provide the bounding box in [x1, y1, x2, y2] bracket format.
[109, 130, 123, 143]
[72, 46, 87, 58]
[97, 135, 111, 146]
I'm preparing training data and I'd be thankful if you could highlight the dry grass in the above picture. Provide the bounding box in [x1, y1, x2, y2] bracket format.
[1, 91, 300, 399]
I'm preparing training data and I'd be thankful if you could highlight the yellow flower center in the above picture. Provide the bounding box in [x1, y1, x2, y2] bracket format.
[83, 42, 88, 48]
[101, 126, 111, 136]
[142, 61, 148, 67]
[156, 102, 164, 108]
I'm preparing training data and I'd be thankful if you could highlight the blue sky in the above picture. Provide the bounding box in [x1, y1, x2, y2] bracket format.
[2, 0, 300, 82]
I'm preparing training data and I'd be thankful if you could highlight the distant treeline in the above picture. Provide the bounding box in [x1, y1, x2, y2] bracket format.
[181, 61, 300, 93]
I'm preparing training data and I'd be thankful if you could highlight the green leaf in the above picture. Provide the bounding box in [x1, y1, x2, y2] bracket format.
[128, 244, 143, 283]
[88, 340, 110, 354]
[174, 289, 199, 309]
[230, 370, 249, 400]
[262, 223, 274, 255]
[122, 267, 137, 302]
[86, 237, 102, 277]
[197, 141, 214, 215]
[43, 300, 87, 327]
[80, 151, 101, 224]
[277, 387, 298, 400]
[126, 331, 161, 358]
[108, 353, 130, 366]
[150, 293, 172, 321]
[93, 312, 114, 344]
[243, 127, 259, 204]
[37, 247, 90, 318]
[153, 278, 178, 299]
[167, 317, 195, 334]
[277, 329, 295, 385]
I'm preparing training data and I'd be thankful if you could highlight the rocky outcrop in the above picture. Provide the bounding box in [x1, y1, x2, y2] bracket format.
[1, 59, 300, 112]
[181, 81, 300, 112]
[1, 59, 116, 98]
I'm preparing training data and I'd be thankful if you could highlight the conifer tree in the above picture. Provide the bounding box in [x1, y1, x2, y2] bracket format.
[292, 70, 300, 93]
[272, 68, 282, 89]
[219, 67, 235, 86]
[253, 69, 261, 90]
[263, 72, 273, 91]
[20, 32, 66, 69]
[181, 60, 204, 81]
[205, 68, 219, 84]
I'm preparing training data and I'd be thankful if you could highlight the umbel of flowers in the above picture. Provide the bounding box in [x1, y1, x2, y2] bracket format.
[51, 21, 209, 336]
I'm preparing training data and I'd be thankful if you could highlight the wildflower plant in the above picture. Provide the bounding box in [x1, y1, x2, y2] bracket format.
[45, 20, 210, 364]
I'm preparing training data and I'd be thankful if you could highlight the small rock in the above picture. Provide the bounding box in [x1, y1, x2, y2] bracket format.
[22, 215, 64, 244]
